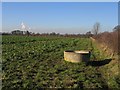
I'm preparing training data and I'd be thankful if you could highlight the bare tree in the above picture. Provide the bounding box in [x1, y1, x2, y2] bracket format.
[92, 22, 100, 35]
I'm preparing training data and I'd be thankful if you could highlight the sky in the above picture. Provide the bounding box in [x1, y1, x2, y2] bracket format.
[2, 2, 118, 34]
[1, 0, 120, 2]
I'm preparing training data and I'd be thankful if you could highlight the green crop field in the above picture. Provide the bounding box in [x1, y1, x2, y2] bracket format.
[2, 35, 119, 89]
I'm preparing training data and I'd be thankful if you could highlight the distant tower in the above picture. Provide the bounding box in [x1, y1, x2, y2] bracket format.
[21, 22, 27, 34]
[21, 22, 26, 31]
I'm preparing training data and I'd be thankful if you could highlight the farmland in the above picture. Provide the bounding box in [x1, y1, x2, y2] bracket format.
[2, 35, 119, 89]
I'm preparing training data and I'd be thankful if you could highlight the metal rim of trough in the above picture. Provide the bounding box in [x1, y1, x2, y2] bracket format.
[64, 50, 91, 63]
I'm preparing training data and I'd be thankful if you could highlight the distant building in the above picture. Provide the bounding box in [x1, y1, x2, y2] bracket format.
[12, 22, 31, 35]
[11, 29, 31, 35]
[86, 31, 92, 37]
[11, 30, 23, 35]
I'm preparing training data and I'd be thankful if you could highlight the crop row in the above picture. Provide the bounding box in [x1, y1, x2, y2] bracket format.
[2, 36, 108, 89]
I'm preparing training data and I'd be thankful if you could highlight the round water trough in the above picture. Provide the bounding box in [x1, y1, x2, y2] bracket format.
[64, 50, 91, 63]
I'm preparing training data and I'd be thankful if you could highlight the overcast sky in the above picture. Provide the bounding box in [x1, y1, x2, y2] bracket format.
[2, 2, 118, 34]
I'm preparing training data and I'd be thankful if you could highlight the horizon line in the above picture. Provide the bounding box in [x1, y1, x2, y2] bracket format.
[1, 0, 120, 2]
